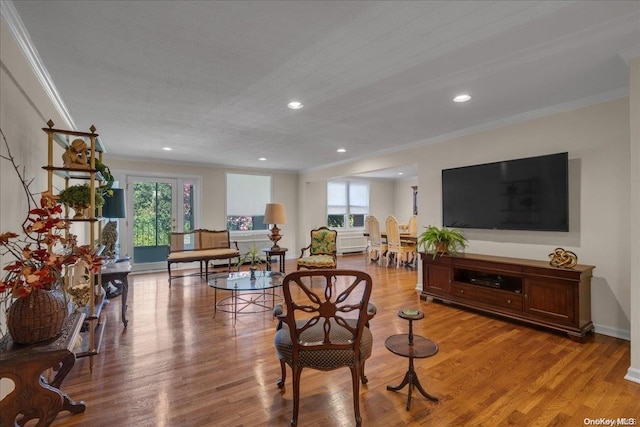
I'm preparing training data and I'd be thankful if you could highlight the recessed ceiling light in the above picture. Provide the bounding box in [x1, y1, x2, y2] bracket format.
[453, 94, 471, 103]
[337, 148, 346, 153]
[162, 147, 172, 151]
[287, 101, 304, 110]
[398, 172, 404, 175]
[259, 157, 267, 161]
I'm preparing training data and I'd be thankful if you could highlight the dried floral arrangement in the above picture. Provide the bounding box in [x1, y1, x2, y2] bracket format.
[0, 129, 102, 307]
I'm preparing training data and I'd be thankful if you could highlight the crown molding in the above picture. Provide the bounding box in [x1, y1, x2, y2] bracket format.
[1, 0, 75, 130]
[618, 44, 640, 65]
[304, 87, 629, 176]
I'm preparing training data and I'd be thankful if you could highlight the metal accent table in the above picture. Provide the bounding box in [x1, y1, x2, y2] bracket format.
[385, 309, 439, 410]
[208, 270, 284, 325]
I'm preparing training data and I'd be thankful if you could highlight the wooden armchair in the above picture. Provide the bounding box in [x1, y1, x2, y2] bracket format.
[296, 226, 337, 270]
[273, 269, 376, 426]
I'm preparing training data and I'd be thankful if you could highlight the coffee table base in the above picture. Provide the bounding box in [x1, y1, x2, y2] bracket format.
[214, 290, 282, 325]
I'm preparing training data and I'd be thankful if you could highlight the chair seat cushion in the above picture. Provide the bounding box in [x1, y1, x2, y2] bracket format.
[297, 255, 335, 268]
[274, 319, 373, 370]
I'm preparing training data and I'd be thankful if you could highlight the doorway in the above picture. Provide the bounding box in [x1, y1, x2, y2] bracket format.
[125, 176, 196, 271]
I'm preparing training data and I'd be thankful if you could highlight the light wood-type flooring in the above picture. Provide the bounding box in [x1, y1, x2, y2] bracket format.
[48, 255, 639, 426]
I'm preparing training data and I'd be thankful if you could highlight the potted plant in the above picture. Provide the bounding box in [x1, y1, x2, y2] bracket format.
[95, 158, 114, 197]
[236, 243, 265, 280]
[58, 184, 105, 219]
[418, 225, 468, 258]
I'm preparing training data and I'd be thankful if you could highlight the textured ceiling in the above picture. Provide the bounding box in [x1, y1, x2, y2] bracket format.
[7, 1, 640, 176]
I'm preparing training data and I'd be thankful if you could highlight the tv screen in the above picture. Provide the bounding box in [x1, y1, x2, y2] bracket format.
[442, 152, 569, 231]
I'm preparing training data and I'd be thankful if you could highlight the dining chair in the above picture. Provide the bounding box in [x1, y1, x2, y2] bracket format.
[404, 215, 419, 267]
[364, 215, 373, 262]
[385, 215, 416, 268]
[407, 215, 418, 237]
[366, 215, 387, 265]
[273, 269, 376, 427]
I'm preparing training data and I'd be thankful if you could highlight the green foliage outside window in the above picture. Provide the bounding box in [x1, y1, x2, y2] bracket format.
[327, 214, 364, 228]
[133, 182, 172, 247]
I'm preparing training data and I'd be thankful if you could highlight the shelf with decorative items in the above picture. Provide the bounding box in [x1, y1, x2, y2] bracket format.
[41, 120, 110, 368]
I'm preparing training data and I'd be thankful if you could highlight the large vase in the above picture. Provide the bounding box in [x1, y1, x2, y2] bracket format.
[7, 288, 68, 344]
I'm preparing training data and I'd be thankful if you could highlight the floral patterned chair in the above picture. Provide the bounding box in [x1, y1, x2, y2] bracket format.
[296, 227, 337, 270]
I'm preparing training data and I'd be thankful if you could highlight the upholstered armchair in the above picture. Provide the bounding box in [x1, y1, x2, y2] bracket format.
[273, 269, 376, 427]
[296, 226, 337, 270]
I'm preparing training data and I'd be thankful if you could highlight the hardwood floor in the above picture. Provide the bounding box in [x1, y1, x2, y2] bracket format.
[49, 255, 639, 426]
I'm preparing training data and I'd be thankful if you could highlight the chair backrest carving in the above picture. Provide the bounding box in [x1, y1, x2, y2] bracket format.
[281, 270, 373, 355]
[408, 215, 418, 236]
[385, 215, 402, 250]
[368, 216, 383, 246]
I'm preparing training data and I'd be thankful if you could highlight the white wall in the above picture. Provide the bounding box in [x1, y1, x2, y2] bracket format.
[300, 97, 633, 342]
[0, 16, 80, 397]
[394, 177, 418, 223]
[0, 17, 82, 328]
[627, 56, 640, 383]
[106, 157, 298, 258]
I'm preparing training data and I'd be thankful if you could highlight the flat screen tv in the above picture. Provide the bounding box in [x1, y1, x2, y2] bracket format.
[442, 152, 569, 231]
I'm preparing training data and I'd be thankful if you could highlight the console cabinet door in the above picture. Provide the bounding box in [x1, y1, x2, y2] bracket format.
[425, 265, 452, 296]
[524, 277, 576, 326]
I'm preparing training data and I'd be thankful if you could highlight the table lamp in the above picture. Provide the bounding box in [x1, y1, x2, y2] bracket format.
[101, 188, 126, 258]
[264, 202, 287, 249]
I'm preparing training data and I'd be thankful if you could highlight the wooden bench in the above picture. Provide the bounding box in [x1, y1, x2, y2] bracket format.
[167, 229, 240, 286]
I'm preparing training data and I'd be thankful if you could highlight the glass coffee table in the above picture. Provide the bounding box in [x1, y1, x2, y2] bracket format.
[208, 270, 284, 325]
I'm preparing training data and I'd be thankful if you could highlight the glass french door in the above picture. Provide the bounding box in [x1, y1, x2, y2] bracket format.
[125, 176, 195, 271]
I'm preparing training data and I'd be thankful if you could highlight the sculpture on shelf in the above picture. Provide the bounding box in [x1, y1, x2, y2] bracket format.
[548, 247, 578, 268]
[102, 221, 118, 257]
[62, 138, 89, 169]
[66, 260, 92, 312]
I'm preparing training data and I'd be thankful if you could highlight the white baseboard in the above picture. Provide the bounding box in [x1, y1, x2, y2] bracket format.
[624, 367, 640, 384]
[593, 323, 630, 341]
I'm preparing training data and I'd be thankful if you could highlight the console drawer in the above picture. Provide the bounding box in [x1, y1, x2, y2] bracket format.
[453, 283, 523, 312]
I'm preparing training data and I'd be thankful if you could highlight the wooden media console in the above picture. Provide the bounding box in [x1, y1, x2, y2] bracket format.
[419, 252, 595, 341]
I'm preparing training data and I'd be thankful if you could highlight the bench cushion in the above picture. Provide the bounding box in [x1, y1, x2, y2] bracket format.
[168, 248, 239, 262]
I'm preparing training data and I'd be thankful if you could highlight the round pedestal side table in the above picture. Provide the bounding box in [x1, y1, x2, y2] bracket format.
[385, 309, 439, 410]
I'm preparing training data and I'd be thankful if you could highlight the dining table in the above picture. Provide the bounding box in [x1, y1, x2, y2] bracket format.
[363, 232, 418, 243]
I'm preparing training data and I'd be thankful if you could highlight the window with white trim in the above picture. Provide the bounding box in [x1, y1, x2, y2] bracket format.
[226, 173, 271, 231]
[327, 179, 369, 228]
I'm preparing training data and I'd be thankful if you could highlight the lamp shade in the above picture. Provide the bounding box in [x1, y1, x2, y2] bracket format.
[102, 188, 126, 219]
[264, 203, 287, 225]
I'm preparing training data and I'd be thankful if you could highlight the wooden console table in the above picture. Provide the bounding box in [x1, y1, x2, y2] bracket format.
[420, 252, 595, 341]
[0, 312, 86, 426]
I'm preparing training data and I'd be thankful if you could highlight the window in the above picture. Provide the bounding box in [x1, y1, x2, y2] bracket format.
[327, 179, 369, 228]
[226, 173, 271, 231]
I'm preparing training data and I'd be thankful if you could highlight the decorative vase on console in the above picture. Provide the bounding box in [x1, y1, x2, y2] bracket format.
[6, 288, 68, 344]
